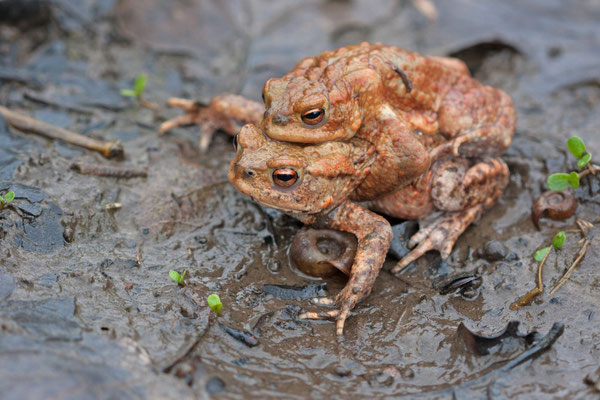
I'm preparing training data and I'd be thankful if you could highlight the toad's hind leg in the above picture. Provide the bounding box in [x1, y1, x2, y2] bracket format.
[159, 94, 264, 151]
[432, 80, 516, 161]
[391, 157, 509, 273]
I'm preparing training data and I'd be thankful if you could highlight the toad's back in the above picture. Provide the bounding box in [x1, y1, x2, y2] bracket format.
[283, 42, 468, 119]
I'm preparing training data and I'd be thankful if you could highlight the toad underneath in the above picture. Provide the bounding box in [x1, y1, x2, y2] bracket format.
[161, 42, 515, 335]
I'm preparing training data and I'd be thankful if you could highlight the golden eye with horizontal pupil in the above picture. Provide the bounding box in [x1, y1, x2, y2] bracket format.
[272, 168, 298, 187]
[301, 108, 324, 125]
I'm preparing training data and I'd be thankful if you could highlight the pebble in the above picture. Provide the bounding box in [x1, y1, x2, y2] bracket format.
[481, 240, 508, 261]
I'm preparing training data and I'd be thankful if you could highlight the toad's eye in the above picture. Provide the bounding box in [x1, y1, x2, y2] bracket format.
[301, 108, 324, 125]
[272, 168, 298, 187]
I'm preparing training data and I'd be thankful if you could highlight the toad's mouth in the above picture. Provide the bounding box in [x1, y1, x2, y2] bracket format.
[247, 189, 315, 214]
[251, 195, 313, 214]
[232, 180, 315, 214]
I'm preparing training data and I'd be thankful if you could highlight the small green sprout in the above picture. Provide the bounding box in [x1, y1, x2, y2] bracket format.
[534, 231, 566, 261]
[207, 294, 222, 315]
[547, 136, 593, 190]
[533, 246, 550, 262]
[577, 153, 592, 169]
[547, 171, 579, 191]
[0, 190, 15, 210]
[169, 269, 187, 285]
[120, 74, 148, 99]
[552, 231, 566, 249]
[567, 136, 586, 159]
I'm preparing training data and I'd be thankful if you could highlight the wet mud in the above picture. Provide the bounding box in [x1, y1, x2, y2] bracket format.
[1, 0, 599, 399]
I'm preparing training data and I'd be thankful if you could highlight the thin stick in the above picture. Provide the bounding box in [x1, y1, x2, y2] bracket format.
[0, 106, 123, 159]
[578, 163, 599, 179]
[549, 239, 590, 295]
[138, 98, 160, 111]
[510, 245, 552, 310]
[576, 218, 594, 234]
[71, 162, 147, 178]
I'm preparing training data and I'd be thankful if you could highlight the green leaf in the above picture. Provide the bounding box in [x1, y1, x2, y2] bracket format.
[534, 246, 551, 262]
[552, 231, 566, 249]
[134, 74, 147, 97]
[120, 89, 136, 97]
[207, 294, 222, 315]
[169, 270, 182, 284]
[568, 171, 580, 189]
[547, 173, 571, 191]
[3, 191, 14, 204]
[577, 153, 592, 169]
[567, 136, 586, 159]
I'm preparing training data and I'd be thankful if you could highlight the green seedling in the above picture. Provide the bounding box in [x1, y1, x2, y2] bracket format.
[120, 74, 148, 99]
[552, 231, 566, 249]
[533, 231, 566, 261]
[533, 246, 550, 262]
[547, 136, 595, 190]
[207, 294, 222, 316]
[169, 269, 187, 285]
[546, 172, 579, 191]
[567, 136, 586, 159]
[0, 191, 15, 210]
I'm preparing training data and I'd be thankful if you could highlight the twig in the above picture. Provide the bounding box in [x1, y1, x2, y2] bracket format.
[575, 218, 594, 234]
[578, 163, 600, 179]
[138, 98, 160, 111]
[549, 239, 590, 295]
[71, 162, 147, 178]
[510, 244, 552, 310]
[0, 106, 123, 158]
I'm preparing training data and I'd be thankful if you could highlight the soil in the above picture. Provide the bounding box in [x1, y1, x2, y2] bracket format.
[0, 1, 599, 399]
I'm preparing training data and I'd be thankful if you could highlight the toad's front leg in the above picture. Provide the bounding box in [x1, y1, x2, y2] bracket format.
[159, 94, 264, 151]
[299, 201, 392, 335]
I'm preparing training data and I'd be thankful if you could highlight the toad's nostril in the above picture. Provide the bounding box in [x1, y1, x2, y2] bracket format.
[245, 169, 256, 178]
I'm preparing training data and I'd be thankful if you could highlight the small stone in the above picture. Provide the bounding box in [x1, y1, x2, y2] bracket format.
[335, 367, 351, 377]
[370, 372, 394, 387]
[173, 362, 195, 379]
[63, 227, 74, 243]
[584, 367, 600, 392]
[401, 368, 415, 379]
[17, 203, 43, 217]
[549, 297, 566, 305]
[481, 240, 508, 261]
[505, 251, 519, 262]
[268, 260, 281, 272]
[205, 376, 225, 394]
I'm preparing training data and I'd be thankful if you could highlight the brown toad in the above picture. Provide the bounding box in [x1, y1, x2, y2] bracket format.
[162, 42, 515, 334]
[228, 123, 509, 335]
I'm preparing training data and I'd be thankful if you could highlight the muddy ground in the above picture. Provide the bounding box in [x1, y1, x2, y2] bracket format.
[0, 1, 599, 399]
